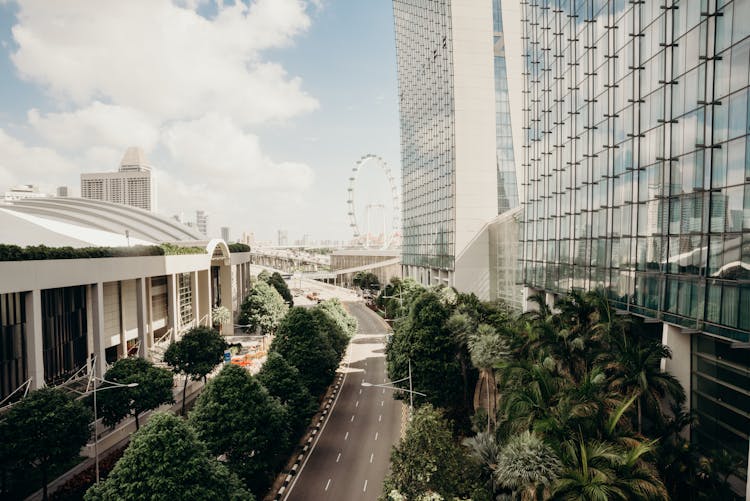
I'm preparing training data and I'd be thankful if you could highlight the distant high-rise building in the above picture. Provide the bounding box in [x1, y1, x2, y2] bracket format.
[80, 147, 155, 211]
[277, 230, 288, 247]
[220, 226, 230, 242]
[393, 0, 498, 290]
[241, 232, 255, 246]
[196, 210, 208, 236]
[3, 184, 51, 201]
[56, 186, 69, 197]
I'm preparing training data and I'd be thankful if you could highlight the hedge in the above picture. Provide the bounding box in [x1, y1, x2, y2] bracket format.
[0, 244, 206, 262]
[227, 243, 251, 253]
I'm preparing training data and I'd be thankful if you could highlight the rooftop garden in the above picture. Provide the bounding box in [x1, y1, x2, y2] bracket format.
[0, 243, 206, 261]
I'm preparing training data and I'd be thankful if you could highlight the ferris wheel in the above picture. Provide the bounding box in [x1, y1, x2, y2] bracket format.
[347, 154, 401, 249]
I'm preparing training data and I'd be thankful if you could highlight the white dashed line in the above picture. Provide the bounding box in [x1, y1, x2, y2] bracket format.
[378, 414, 382, 422]
[325, 479, 331, 491]
[351, 415, 355, 422]
[375, 432, 379, 441]
[336, 452, 341, 463]
[359, 389, 362, 395]
[370, 453, 374, 463]
[363, 480, 368, 492]
[381, 400, 384, 407]
[345, 431, 349, 440]
[355, 400, 359, 408]
[382, 388, 386, 394]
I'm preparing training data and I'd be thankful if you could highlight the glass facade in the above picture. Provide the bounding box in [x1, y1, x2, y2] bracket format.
[41, 286, 87, 385]
[492, 0, 520, 214]
[520, 0, 750, 489]
[393, 0, 456, 271]
[0, 293, 26, 401]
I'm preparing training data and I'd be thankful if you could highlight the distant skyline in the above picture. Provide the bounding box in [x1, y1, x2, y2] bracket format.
[0, 0, 401, 242]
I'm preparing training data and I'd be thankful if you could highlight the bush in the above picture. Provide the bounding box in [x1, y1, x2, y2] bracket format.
[228, 243, 251, 253]
[0, 243, 205, 261]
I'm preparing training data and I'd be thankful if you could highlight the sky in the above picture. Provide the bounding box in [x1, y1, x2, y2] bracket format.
[0, 0, 401, 243]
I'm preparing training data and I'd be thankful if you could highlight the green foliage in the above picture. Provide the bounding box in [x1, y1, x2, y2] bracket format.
[266, 271, 294, 306]
[0, 243, 206, 261]
[158, 243, 206, 255]
[270, 307, 339, 396]
[227, 243, 251, 253]
[311, 299, 356, 360]
[189, 364, 290, 494]
[353, 271, 380, 290]
[256, 352, 317, 434]
[1, 387, 92, 499]
[164, 326, 227, 415]
[493, 431, 561, 500]
[238, 280, 288, 334]
[377, 277, 425, 320]
[382, 405, 475, 500]
[386, 292, 466, 424]
[84, 412, 252, 501]
[97, 357, 174, 430]
[211, 305, 231, 327]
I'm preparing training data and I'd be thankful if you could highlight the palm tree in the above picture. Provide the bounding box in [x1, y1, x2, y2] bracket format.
[603, 335, 685, 433]
[494, 431, 562, 501]
[468, 323, 509, 430]
[463, 431, 501, 495]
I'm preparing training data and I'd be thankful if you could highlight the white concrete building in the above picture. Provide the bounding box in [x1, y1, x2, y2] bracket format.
[0, 198, 252, 402]
[81, 147, 155, 212]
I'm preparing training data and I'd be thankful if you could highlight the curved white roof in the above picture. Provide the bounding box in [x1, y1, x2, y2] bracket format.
[0, 197, 204, 247]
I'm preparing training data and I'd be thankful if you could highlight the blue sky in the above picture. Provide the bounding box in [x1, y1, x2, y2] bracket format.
[0, 0, 400, 243]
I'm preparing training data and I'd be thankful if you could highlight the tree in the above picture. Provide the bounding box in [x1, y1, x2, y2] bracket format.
[3, 388, 92, 500]
[164, 326, 227, 415]
[85, 412, 252, 501]
[238, 280, 288, 334]
[211, 305, 231, 334]
[382, 405, 473, 500]
[97, 357, 174, 430]
[257, 352, 317, 434]
[270, 307, 339, 396]
[189, 364, 290, 494]
[493, 431, 561, 501]
[467, 323, 509, 430]
[386, 292, 466, 425]
[267, 271, 294, 306]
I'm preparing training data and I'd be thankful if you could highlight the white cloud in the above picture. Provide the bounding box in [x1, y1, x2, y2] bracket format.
[0, 128, 79, 190]
[28, 102, 160, 152]
[10, 0, 318, 125]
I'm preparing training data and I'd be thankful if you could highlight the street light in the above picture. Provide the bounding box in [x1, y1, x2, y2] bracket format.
[361, 359, 424, 417]
[73, 376, 138, 484]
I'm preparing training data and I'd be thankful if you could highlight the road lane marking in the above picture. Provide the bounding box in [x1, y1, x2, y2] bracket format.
[363, 480, 368, 492]
[379, 414, 382, 422]
[370, 453, 374, 463]
[351, 414, 355, 422]
[336, 452, 341, 463]
[325, 479, 331, 491]
[375, 432, 379, 441]
[355, 400, 359, 408]
[345, 431, 349, 440]
[359, 389, 362, 395]
[384, 377, 387, 382]
[381, 400, 384, 407]
[382, 388, 386, 394]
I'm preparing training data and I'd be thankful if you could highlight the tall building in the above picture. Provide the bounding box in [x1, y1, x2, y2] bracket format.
[3, 184, 50, 201]
[491, 0, 519, 214]
[196, 210, 208, 236]
[56, 186, 69, 197]
[80, 147, 155, 211]
[220, 226, 230, 243]
[519, 1, 750, 494]
[393, 0, 499, 290]
[277, 229, 288, 247]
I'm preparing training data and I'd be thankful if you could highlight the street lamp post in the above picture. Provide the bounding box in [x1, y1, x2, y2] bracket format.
[73, 376, 138, 484]
[361, 359, 424, 418]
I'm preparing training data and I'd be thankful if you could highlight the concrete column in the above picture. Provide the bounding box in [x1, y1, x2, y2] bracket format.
[117, 282, 126, 359]
[146, 278, 154, 348]
[190, 271, 200, 326]
[198, 270, 212, 327]
[91, 282, 106, 377]
[661, 323, 692, 411]
[167, 274, 179, 341]
[24, 289, 45, 390]
[219, 264, 233, 334]
[135, 278, 148, 359]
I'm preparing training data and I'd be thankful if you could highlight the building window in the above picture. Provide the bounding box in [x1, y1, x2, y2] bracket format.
[178, 273, 193, 326]
[0, 293, 26, 401]
[41, 286, 87, 385]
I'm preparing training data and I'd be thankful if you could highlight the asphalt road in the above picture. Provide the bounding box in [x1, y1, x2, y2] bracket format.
[284, 302, 403, 501]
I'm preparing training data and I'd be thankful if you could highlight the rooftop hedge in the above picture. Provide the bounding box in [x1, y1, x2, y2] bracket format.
[227, 243, 251, 253]
[0, 243, 206, 262]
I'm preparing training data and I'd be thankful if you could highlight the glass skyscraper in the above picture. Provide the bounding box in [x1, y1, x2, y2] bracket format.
[519, 1, 750, 493]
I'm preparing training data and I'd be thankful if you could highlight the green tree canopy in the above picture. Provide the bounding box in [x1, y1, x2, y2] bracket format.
[256, 352, 317, 433]
[386, 292, 465, 424]
[270, 307, 339, 396]
[238, 280, 288, 334]
[3, 387, 92, 500]
[267, 271, 294, 306]
[98, 357, 174, 430]
[164, 326, 227, 415]
[85, 412, 252, 501]
[189, 364, 290, 494]
[382, 404, 474, 500]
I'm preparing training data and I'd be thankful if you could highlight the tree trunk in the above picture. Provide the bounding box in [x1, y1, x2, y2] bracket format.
[135, 411, 140, 430]
[182, 377, 188, 416]
[41, 465, 48, 501]
[637, 396, 642, 434]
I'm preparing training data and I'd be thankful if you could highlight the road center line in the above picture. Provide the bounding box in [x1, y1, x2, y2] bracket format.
[344, 431, 349, 440]
[359, 389, 362, 395]
[325, 479, 331, 491]
[350, 414, 355, 422]
[355, 400, 359, 408]
[363, 479, 368, 492]
[375, 431, 379, 441]
[381, 400, 384, 407]
[378, 414, 382, 422]
[370, 452, 374, 463]
[336, 452, 341, 463]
